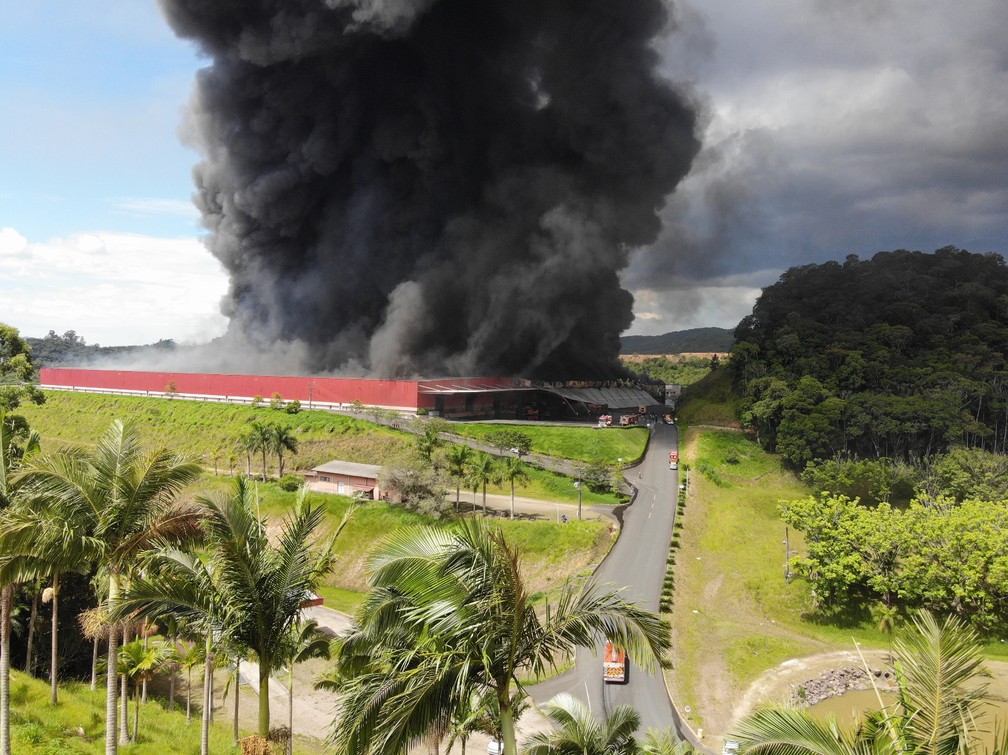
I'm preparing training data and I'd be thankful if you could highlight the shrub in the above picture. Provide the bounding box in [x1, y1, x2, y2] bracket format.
[416, 407, 429, 416]
[285, 400, 301, 414]
[270, 392, 285, 410]
[278, 473, 302, 492]
[252, 395, 263, 408]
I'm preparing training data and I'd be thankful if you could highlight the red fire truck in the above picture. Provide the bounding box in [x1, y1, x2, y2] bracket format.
[603, 641, 628, 684]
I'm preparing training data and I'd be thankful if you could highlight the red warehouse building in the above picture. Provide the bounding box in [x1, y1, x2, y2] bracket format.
[39, 368, 663, 421]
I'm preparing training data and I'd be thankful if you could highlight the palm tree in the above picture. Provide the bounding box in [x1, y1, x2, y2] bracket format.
[13, 419, 202, 755]
[0, 411, 42, 755]
[271, 425, 299, 478]
[0, 583, 10, 755]
[446, 445, 472, 513]
[467, 454, 500, 515]
[118, 637, 172, 743]
[415, 423, 443, 464]
[238, 427, 256, 477]
[500, 456, 529, 520]
[638, 729, 698, 755]
[326, 520, 670, 755]
[732, 610, 991, 755]
[246, 421, 274, 480]
[176, 641, 206, 725]
[282, 619, 331, 755]
[524, 692, 640, 755]
[115, 480, 344, 739]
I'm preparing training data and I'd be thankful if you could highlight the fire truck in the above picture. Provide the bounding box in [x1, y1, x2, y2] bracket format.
[603, 641, 628, 684]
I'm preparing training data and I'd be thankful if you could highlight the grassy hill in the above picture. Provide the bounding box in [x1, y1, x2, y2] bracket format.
[2, 668, 274, 754]
[16, 390, 624, 612]
[675, 365, 738, 427]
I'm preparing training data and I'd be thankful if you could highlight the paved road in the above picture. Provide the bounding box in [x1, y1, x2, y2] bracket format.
[529, 422, 700, 745]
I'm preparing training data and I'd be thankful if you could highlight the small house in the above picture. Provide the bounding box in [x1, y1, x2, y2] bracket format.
[306, 460, 383, 499]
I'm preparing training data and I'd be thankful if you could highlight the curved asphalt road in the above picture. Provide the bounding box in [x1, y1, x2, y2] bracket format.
[529, 421, 702, 746]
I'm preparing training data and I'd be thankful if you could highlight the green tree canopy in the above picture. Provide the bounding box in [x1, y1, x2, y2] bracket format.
[732, 248, 1008, 466]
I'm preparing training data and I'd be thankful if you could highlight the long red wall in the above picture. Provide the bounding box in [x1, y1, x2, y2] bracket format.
[40, 368, 422, 409]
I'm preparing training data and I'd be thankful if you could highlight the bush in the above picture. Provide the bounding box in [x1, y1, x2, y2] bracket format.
[416, 407, 429, 416]
[252, 395, 263, 408]
[278, 473, 302, 492]
[270, 392, 286, 410]
[285, 400, 301, 414]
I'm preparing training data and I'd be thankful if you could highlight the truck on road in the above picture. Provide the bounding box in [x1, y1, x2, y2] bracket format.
[603, 641, 628, 684]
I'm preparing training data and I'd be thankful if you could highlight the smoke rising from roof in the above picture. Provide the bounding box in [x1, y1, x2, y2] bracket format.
[159, 0, 700, 378]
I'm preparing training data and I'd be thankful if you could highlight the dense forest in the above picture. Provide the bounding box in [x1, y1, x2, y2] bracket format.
[732, 247, 1008, 467]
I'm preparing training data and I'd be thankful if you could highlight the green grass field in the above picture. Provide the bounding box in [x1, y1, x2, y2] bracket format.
[446, 423, 649, 465]
[198, 476, 615, 610]
[19, 390, 406, 473]
[2, 668, 324, 754]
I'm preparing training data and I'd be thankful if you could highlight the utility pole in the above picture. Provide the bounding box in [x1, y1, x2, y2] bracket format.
[575, 479, 582, 520]
[784, 526, 791, 582]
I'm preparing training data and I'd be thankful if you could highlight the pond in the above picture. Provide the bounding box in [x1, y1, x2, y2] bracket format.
[809, 686, 1008, 751]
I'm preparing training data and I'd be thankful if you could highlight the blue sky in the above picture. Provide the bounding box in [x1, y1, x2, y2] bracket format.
[2, 1, 201, 240]
[0, 1, 229, 345]
[2, 0, 1007, 346]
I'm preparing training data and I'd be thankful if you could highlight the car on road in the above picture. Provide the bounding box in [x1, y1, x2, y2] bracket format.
[669, 461, 677, 470]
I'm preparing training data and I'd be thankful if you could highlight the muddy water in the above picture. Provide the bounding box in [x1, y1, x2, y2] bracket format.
[809, 689, 1008, 750]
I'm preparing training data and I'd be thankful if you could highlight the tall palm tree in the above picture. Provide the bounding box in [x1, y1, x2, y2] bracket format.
[245, 421, 274, 480]
[0, 411, 42, 755]
[446, 445, 472, 513]
[467, 454, 500, 515]
[115, 480, 344, 739]
[176, 641, 206, 725]
[732, 611, 992, 755]
[325, 520, 670, 755]
[523, 692, 640, 755]
[271, 425, 299, 478]
[500, 457, 529, 520]
[13, 419, 202, 755]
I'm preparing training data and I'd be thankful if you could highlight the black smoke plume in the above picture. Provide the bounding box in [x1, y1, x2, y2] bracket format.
[160, 0, 700, 379]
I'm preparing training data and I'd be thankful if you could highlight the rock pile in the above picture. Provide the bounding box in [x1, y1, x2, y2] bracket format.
[792, 666, 896, 707]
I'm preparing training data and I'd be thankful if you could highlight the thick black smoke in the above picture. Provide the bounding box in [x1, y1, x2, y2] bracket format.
[160, 0, 700, 379]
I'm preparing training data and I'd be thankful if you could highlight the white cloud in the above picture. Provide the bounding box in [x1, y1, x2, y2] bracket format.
[0, 228, 229, 345]
[628, 282, 765, 336]
[112, 197, 200, 219]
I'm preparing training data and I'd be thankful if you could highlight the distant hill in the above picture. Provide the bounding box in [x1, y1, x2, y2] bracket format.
[26, 330, 175, 368]
[620, 327, 734, 355]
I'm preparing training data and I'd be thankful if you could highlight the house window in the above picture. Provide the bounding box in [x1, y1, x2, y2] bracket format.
[321, 475, 331, 482]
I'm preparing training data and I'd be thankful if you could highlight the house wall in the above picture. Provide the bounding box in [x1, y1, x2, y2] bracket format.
[307, 472, 381, 499]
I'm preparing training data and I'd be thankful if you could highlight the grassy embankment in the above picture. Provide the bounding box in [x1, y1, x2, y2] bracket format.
[20, 391, 642, 506]
[1, 667, 323, 755]
[666, 368, 888, 736]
